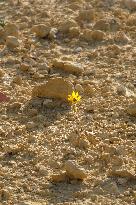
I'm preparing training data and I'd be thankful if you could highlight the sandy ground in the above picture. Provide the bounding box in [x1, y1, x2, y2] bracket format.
[0, 0, 136, 204]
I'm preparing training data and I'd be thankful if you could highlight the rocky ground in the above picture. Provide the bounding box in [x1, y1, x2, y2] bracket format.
[0, 0, 136, 204]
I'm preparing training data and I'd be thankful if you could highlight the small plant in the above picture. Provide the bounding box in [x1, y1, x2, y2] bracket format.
[68, 91, 81, 112]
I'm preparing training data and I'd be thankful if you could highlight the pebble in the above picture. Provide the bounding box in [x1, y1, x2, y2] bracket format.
[108, 168, 136, 179]
[0, 69, 5, 78]
[84, 84, 96, 96]
[65, 160, 87, 180]
[26, 121, 36, 130]
[81, 29, 105, 41]
[53, 59, 84, 75]
[59, 19, 78, 33]
[27, 108, 38, 117]
[12, 76, 22, 85]
[74, 47, 82, 53]
[7, 102, 22, 112]
[31, 24, 50, 38]
[75, 84, 84, 93]
[49, 28, 58, 39]
[69, 27, 80, 38]
[20, 63, 30, 72]
[81, 29, 93, 41]
[6, 36, 20, 48]
[116, 85, 126, 95]
[0, 189, 10, 201]
[127, 104, 136, 117]
[50, 172, 66, 183]
[5, 22, 19, 37]
[91, 30, 105, 41]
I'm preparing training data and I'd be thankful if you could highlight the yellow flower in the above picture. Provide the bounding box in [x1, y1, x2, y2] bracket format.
[68, 91, 81, 104]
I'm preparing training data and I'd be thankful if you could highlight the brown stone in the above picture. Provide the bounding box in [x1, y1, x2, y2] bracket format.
[5, 22, 19, 37]
[6, 36, 20, 48]
[108, 168, 136, 179]
[32, 77, 74, 100]
[127, 104, 136, 117]
[50, 172, 66, 183]
[53, 59, 84, 75]
[31, 24, 50, 38]
[65, 160, 87, 180]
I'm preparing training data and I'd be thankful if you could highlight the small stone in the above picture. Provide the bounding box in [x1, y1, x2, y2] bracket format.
[69, 27, 80, 38]
[35, 164, 48, 175]
[85, 105, 95, 113]
[81, 29, 105, 41]
[107, 44, 121, 56]
[27, 108, 38, 117]
[49, 28, 58, 39]
[127, 104, 136, 117]
[59, 19, 78, 33]
[128, 15, 136, 27]
[74, 47, 82, 53]
[108, 168, 136, 179]
[81, 29, 92, 41]
[116, 85, 126, 95]
[53, 59, 84, 75]
[0, 69, 5, 78]
[78, 137, 90, 149]
[32, 72, 42, 79]
[12, 76, 22, 85]
[123, 0, 136, 10]
[91, 30, 105, 41]
[75, 84, 84, 93]
[85, 155, 94, 164]
[6, 36, 20, 48]
[31, 24, 50, 38]
[87, 50, 98, 59]
[0, 189, 10, 201]
[5, 22, 19, 37]
[7, 102, 22, 112]
[50, 172, 66, 183]
[20, 63, 30, 72]
[26, 121, 36, 130]
[65, 160, 87, 180]
[32, 77, 74, 100]
[84, 84, 96, 96]
[93, 18, 119, 31]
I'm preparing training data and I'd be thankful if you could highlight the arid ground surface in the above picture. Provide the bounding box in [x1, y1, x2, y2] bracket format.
[0, 0, 136, 204]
